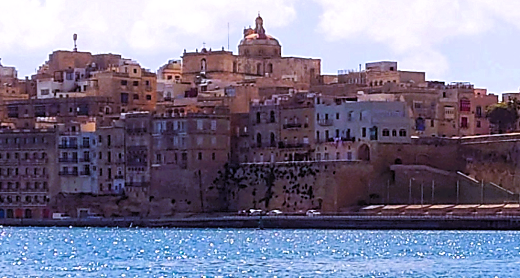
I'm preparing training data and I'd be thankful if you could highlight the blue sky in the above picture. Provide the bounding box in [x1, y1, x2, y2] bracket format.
[2, 0, 520, 95]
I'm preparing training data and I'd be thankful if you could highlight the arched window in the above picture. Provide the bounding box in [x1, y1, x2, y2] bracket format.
[392, 129, 397, 136]
[358, 144, 370, 161]
[256, 133, 262, 147]
[270, 111, 275, 123]
[382, 129, 390, 136]
[256, 112, 261, 124]
[270, 132, 276, 147]
[399, 129, 407, 137]
[200, 59, 207, 72]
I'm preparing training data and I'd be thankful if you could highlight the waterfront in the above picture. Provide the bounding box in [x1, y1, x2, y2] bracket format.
[1, 228, 520, 277]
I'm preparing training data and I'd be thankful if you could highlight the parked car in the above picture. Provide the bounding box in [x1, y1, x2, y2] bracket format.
[267, 210, 283, 216]
[249, 209, 263, 216]
[306, 210, 321, 217]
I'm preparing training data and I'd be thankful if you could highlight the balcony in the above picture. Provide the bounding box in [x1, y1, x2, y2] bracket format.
[125, 182, 150, 187]
[126, 128, 148, 134]
[58, 144, 78, 149]
[21, 158, 48, 165]
[278, 142, 310, 149]
[59, 157, 78, 163]
[318, 119, 333, 126]
[59, 171, 78, 176]
[80, 170, 91, 176]
[283, 123, 302, 129]
[79, 157, 91, 163]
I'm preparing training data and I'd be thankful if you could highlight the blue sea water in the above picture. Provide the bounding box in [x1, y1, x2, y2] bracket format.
[0, 227, 519, 277]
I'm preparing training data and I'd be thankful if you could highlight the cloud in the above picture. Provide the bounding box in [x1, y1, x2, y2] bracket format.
[315, 0, 520, 77]
[0, 0, 297, 75]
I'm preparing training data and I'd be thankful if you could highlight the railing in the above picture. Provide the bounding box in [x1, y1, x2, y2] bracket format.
[80, 170, 91, 176]
[126, 128, 148, 134]
[79, 157, 90, 163]
[283, 123, 302, 129]
[58, 144, 78, 149]
[59, 157, 78, 163]
[20, 158, 48, 164]
[59, 171, 78, 176]
[278, 142, 310, 149]
[125, 182, 150, 187]
[317, 119, 333, 126]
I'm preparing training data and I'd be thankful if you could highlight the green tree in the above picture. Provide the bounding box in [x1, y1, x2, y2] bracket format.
[486, 101, 519, 133]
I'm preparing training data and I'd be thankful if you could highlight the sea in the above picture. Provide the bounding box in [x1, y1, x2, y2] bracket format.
[0, 227, 519, 277]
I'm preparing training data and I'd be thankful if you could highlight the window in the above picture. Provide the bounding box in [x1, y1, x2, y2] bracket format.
[256, 112, 261, 124]
[476, 120, 481, 128]
[133, 81, 139, 86]
[146, 95, 152, 101]
[212, 153, 216, 160]
[382, 129, 390, 136]
[336, 113, 339, 120]
[211, 120, 217, 130]
[145, 80, 150, 86]
[442, 92, 447, 98]
[201, 59, 207, 72]
[40, 89, 50, 95]
[362, 128, 366, 137]
[461, 117, 469, 128]
[476, 106, 482, 118]
[198, 152, 202, 160]
[121, 80, 128, 86]
[197, 120, 203, 130]
[459, 98, 471, 112]
[270, 111, 275, 123]
[399, 129, 407, 136]
[133, 94, 139, 100]
[120, 93, 129, 104]
[133, 68, 138, 74]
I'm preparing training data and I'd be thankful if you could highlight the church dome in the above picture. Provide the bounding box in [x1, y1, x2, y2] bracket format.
[238, 14, 281, 58]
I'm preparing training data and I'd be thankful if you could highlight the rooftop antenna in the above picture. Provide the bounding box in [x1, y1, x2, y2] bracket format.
[227, 22, 230, 51]
[73, 33, 78, 52]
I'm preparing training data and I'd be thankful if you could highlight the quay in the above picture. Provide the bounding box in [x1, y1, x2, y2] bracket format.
[3, 215, 520, 230]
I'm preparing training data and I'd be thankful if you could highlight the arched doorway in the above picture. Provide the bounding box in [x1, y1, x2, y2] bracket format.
[24, 209, 32, 219]
[358, 144, 370, 161]
[6, 209, 13, 218]
[0, 209, 4, 219]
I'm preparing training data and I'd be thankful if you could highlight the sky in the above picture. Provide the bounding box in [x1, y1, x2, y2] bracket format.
[2, 0, 520, 96]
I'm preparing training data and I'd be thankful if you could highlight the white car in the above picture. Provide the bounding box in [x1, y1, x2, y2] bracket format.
[249, 209, 263, 216]
[306, 210, 321, 217]
[267, 210, 283, 216]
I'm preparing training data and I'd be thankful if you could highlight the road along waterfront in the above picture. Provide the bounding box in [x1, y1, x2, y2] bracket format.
[3, 214, 520, 229]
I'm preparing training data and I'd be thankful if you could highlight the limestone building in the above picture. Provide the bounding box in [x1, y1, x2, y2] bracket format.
[0, 128, 58, 219]
[181, 15, 321, 91]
